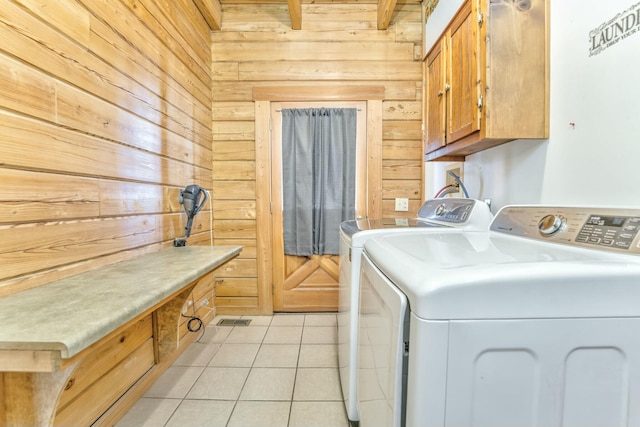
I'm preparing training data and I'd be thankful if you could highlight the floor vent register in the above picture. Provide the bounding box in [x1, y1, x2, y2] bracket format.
[216, 319, 252, 326]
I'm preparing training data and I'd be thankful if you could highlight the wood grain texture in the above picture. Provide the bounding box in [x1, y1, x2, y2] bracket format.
[213, 201, 257, 221]
[0, 351, 60, 373]
[0, 216, 160, 281]
[56, 317, 153, 411]
[2, 362, 79, 427]
[53, 340, 154, 427]
[90, 317, 204, 426]
[212, 3, 423, 312]
[214, 42, 414, 61]
[194, 0, 222, 30]
[424, 0, 549, 160]
[0, 0, 212, 296]
[288, 0, 303, 29]
[214, 239, 256, 258]
[0, 2, 219, 422]
[154, 285, 198, 363]
[377, 0, 399, 30]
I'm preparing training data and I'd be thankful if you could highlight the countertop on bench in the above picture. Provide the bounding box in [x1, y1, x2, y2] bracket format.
[0, 245, 241, 359]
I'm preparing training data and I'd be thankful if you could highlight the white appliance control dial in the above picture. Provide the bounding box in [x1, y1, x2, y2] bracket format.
[538, 214, 566, 236]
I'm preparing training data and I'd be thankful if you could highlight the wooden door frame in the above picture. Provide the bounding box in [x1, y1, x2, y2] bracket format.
[271, 100, 366, 312]
[253, 85, 384, 314]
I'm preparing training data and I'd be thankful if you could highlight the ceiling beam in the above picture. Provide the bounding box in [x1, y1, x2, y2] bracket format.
[194, 0, 222, 30]
[287, 0, 303, 30]
[377, 0, 397, 30]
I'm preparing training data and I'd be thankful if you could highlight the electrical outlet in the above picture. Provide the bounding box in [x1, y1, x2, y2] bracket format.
[395, 198, 409, 212]
[444, 163, 464, 197]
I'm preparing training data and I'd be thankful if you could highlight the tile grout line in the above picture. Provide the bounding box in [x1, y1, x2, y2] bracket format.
[146, 313, 343, 427]
[286, 318, 305, 427]
[163, 324, 236, 427]
[227, 318, 271, 427]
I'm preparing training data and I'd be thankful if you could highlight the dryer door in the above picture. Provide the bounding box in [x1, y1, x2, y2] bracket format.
[357, 254, 409, 427]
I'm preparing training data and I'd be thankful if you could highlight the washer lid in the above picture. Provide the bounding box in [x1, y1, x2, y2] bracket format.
[340, 217, 444, 235]
[340, 218, 447, 244]
[340, 198, 493, 240]
[363, 232, 640, 320]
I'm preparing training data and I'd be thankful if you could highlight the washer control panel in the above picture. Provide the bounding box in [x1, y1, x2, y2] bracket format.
[418, 198, 479, 223]
[491, 206, 640, 254]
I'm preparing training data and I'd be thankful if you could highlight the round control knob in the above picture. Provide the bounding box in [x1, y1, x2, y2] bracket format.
[435, 204, 446, 216]
[538, 214, 566, 236]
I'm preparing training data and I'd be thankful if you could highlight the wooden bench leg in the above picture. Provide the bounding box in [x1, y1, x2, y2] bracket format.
[153, 283, 197, 363]
[1, 361, 79, 427]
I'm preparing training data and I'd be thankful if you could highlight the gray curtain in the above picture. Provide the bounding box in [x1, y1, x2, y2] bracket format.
[282, 108, 357, 256]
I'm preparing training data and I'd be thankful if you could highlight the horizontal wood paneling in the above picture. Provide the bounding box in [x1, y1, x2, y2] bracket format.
[214, 239, 257, 259]
[0, 216, 159, 281]
[213, 201, 257, 220]
[212, 80, 420, 101]
[237, 61, 422, 81]
[382, 179, 422, 198]
[212, 161, 256, 180]
[382, 160, 423, 180]
[213, 220, 257, 239]
[56, 316, 153, 410]
[213, 121, 255, 141]
[212, 27, 396, 42]
[0, 0, 213, 296]
[215, 278, 258, 297]
[383, 100, 422, 120]
[0, 169, 100, 224]
[88, 16, 211, 136]
[217, 259, 258, 278]
[214, 181, 257, 200]
[215, 296, 258, 309]
[213, 42, 415, 61]
[212, 102, 255, 120]
[212, 141, 256, 160]
[211, 2, 423, 313]
[383, 139, 423, 159]
[54, 339, 155, 427]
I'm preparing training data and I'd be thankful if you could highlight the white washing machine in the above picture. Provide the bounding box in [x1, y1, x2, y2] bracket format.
[357, 205, 640, 427]
[338, 198, 492, 424]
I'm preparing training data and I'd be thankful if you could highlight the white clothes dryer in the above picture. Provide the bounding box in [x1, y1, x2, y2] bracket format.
[338, 198, 492, 424]
[357, 205, 640, 427]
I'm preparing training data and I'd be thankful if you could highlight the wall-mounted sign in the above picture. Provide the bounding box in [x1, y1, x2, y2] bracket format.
[589, 2, 640, 56]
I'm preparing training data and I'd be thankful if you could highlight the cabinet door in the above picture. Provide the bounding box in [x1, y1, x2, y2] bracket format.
[446, 0, 480, 144]
[425, 38, 446, 154]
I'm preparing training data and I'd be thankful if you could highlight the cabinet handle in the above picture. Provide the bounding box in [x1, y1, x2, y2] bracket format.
[438, 90, 444, 97]
[444, 83, 451, 92]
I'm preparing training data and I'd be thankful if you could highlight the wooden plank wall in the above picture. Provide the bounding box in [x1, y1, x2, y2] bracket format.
[211, 3, 424, 313]
[0, 0, 213, 298]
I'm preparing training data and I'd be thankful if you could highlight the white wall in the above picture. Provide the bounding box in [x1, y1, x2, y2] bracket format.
[425, 0, 640, 212]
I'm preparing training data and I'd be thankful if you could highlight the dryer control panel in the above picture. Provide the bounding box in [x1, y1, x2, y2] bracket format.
[491, 206, 640, 254]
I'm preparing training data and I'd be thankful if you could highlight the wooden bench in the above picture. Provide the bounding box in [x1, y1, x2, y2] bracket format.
[0, 245, 241, 427]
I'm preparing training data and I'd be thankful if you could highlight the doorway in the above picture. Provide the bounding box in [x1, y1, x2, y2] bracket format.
[271, 101, 366, 311]
[253, 86, 384, 314]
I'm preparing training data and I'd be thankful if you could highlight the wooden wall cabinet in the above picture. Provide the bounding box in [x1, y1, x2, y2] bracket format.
[424, 0, 549, 161]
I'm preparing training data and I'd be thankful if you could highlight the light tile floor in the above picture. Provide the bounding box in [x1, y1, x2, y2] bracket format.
[116, 313, 350, 427]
